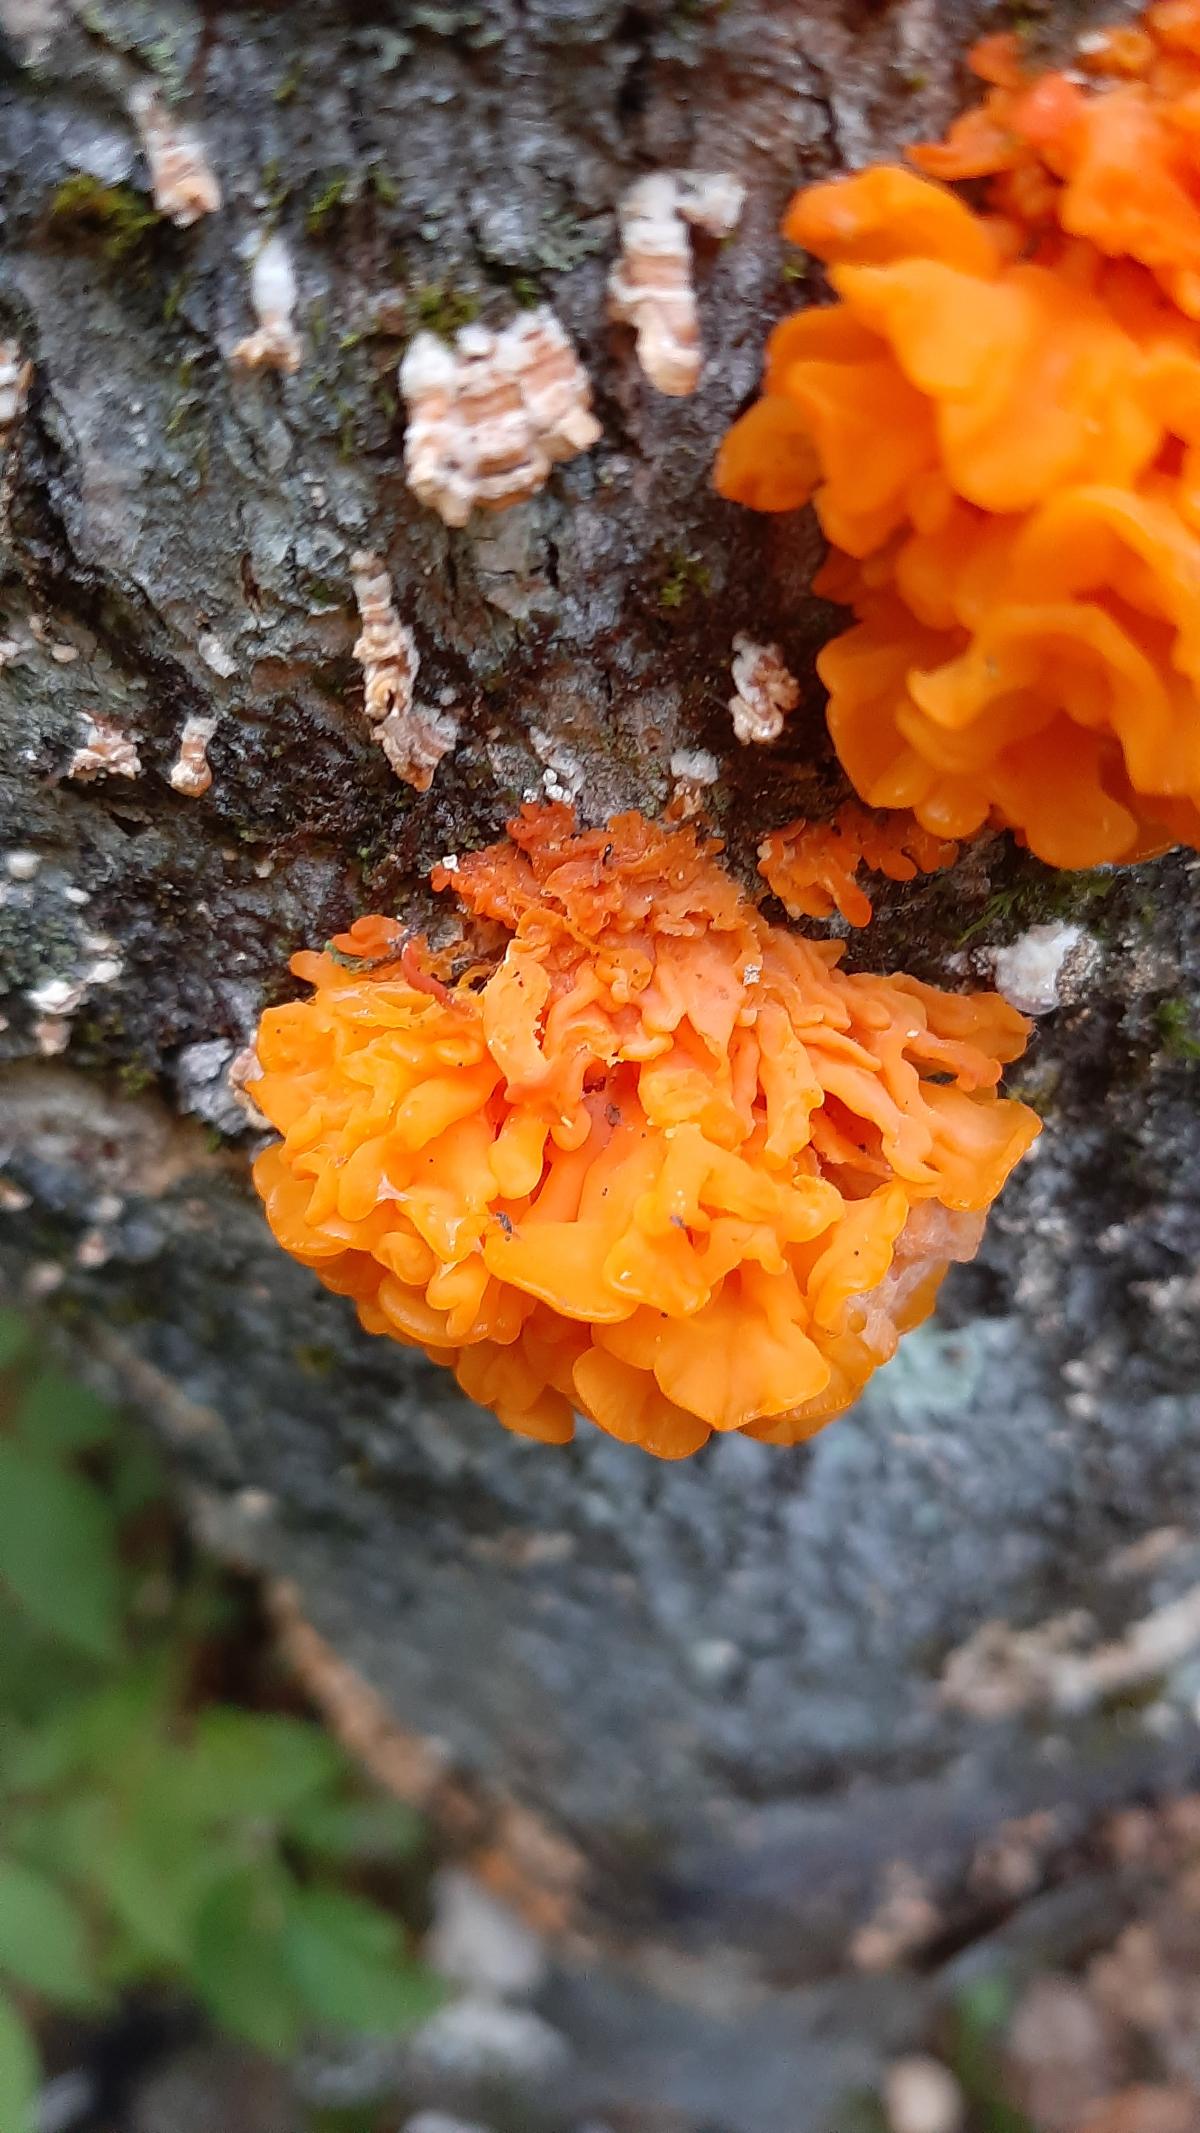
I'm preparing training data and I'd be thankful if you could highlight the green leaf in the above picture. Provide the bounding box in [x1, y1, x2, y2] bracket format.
[283, 1886, 443, 2035]
[10, 1661, 174, 1797]
[0, 1986, 38, 2133]
[0, 1854, 98, 2007]
[287, 1794, 425, 1863]
[106, 1433, 165, 1518]
[13, 1370, 117, 1453]
[190, 1868, 304, 2056]
[71, 1660, 174, 1769]
[172, 1712, 342, 1823]
[0, 1622, 97, 1762]
[0, 1311, 29, 1370]
[67, 1780, 228, 1966]
[0, 1443, 122, 1661]
[89, 1823, 197, 1964]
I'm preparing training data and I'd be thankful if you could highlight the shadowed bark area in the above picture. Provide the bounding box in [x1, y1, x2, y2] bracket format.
[2, 2, 1198, 2128]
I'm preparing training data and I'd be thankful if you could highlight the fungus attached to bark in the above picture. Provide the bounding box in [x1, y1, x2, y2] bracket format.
[127, 82, 221, 227]
[759, 807, 959, 928]
[231, 234, 302, 376]
[252, 808, 1038, 1458]
[399, 309, 599, 527]
[728, 634, 800, 747]
[609, 170, 746, 396]
[349, 551, 459, 792]
[715, 1, 1200, 868]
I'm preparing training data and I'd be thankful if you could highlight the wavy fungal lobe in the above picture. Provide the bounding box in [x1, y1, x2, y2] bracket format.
[716, 2, 1200, 869]
[252, 810, 1039, 1459]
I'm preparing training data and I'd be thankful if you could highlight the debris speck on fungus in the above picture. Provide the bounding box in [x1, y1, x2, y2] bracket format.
[127, 81, 221, 227]
[168, 713, 218, 797]
[251, 806, 1039, 1459]
[398, 308, 599, 527]
[759, 806, 959, 928]
[349, 551, 459, 792]
[728, 633, 799, 747]
[715, 0, 1200, 869]
[231, 233, 302, 375]
[609, 169, 745, 396]
[68, 712, 143, 783]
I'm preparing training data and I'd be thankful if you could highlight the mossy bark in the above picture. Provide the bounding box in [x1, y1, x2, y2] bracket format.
[2, 3, 1197, 2128]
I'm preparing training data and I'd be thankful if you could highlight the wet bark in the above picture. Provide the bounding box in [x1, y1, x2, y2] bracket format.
[1, 3, 1197, 2128]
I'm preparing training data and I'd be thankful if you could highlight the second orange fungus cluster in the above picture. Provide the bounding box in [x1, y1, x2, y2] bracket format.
[716, 1, 1200, 868]
[252, 808, 1039, 1459]
[758, 805, 959, 928]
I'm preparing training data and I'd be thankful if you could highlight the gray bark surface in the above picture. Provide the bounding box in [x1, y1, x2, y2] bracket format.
[1, 2, 1197, 2128]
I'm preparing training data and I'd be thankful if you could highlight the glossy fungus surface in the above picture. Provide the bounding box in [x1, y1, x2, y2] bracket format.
[252, 809, 1039, 1458]
[716, 3, 1200, 867]
[758, 806, 959, 928]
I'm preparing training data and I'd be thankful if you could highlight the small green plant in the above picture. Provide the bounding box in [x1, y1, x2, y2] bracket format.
[948, 1973, 1036, 2133]
[0, 1311, 441, 2130]
[305, 173, 351, 236]
[46, 174, 162, 261]
[273, 57, 306, 104]
[659, 551, 713, 610]
[412, 280, 481, 339]
[1156, 994, 1200, 1061]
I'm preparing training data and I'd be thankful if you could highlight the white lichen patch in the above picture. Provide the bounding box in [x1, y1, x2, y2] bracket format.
[175, 1038, 265, 1136]
[608, 169, 745, 396]
[32, 1016, 71, 1056]
[231, 234, 302, 376]
[399, 308, 599, 527]
[168, 714, 218, 797]
[350, 552, 459, 792]
[69, 712, 143, 783]
[227, 1043, 267, 1129]
[669, 747, 719, 786]
[128, 81, 221, 226]
[528, 726, 584, 806]
[989, 923, 1089, 1016]
[728, 634, 799, 746]
[28, 614, 83, 663]
[28, 974, 86, 1017]
[0, 341, 32, 431]
[5, 862, 125, 1063]
[198, 631, 237, 678]
[668, 745, 719, 817]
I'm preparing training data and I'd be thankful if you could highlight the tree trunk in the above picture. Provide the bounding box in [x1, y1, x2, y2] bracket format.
[2, 1, 1198, 2127]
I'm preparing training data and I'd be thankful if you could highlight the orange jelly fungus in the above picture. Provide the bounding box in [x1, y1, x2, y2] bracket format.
[251, 807, 1039, 1459]
[759, 806, 958, 928]
[715, 0, 1200, 868]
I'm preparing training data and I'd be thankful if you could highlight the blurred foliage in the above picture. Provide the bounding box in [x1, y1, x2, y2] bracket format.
[0, 1309, 442, 2130]
[948, 1973, 1036, 2133]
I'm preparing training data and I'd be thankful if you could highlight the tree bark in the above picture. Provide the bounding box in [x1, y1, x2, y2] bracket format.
[2, 1, 1198, 2127]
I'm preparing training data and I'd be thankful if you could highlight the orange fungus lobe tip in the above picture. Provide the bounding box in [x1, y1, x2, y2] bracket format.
[758, 806, 958, 929]
[252, 807, 1039, 1460]
[715, 0, 1200, 871]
